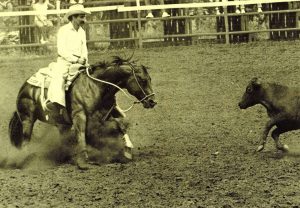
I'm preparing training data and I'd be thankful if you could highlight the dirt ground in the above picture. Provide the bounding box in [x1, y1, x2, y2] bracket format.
[1, 41, 300, 207]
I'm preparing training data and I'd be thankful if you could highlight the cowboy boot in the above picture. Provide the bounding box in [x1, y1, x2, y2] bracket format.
[75, 149, 89, 170]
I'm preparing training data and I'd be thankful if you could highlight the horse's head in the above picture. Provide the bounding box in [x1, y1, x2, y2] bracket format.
[119, 62, 157, 108]
[91, 56, 157, 108]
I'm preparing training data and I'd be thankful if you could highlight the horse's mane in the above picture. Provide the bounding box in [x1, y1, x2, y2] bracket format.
[89, 54, 149, 76]
[91, 55, 134, 69]
[111, 55, 133, 66]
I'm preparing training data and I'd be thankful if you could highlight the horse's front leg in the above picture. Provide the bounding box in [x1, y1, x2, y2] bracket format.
[72, 110, 89, 170]
[112, 104, 126, 118]
[110, 105, 134, 160]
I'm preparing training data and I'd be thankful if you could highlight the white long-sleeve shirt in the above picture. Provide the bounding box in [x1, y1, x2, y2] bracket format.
[57, 22, 88, 64]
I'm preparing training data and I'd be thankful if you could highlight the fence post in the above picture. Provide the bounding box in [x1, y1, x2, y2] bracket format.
[223, 0, 230, 44]
[56, 0, 61, 28]
[56, 0, 60, 26]
[136, 0, 143, 48]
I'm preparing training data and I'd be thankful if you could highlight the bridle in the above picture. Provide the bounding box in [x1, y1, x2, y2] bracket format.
[85, 62, 155, 113]
[128, 62, 155, 103]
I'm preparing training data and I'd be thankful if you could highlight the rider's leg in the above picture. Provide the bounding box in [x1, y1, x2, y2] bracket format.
[47, 58, 70, 109]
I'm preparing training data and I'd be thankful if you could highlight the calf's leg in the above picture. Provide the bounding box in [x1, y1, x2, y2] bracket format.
[271, 128, 289, 152]
[257, 114, 289, 152]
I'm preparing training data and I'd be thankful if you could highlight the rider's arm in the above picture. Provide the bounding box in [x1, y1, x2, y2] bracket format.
[57, 27, 79, 63]
[81, 31, 88, 64]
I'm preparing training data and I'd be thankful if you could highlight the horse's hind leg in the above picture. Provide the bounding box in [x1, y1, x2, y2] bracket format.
[18, 99, 37, 146]
[21, 118, 36, 146]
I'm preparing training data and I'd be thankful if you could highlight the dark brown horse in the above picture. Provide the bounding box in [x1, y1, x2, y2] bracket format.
[9, 56, 156, 169]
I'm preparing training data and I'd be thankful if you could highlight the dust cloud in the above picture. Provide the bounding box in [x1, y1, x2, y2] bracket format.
[0, 113, 129, 170]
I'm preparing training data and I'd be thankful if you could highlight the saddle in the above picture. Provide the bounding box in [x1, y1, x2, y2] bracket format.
[27, 63, 85, 114]
[27, 63, 84, 89]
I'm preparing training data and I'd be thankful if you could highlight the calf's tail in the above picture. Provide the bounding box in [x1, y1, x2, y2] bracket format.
[8, 111, 23, 148]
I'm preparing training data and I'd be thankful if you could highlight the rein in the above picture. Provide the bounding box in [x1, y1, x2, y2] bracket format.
[85, 64, 154, 113]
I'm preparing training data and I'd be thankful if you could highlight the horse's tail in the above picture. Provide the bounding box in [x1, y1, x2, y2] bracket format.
[8, 111, 23, 148]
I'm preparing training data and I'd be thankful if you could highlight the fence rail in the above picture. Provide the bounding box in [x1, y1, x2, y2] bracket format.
[119, 0, 300, 11]
[1, 0, 300, 49]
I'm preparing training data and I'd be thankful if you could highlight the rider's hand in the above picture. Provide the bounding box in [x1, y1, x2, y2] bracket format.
[77, 57, 86, 65]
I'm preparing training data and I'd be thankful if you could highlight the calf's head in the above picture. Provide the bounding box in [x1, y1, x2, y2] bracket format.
[239, 77, 263, 109]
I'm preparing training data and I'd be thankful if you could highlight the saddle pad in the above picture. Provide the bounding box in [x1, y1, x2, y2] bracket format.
[27, 63, 84, 88]
[27, 67, 52, 88]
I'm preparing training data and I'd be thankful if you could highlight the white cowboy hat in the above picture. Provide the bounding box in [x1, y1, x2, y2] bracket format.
[64, 4, 91, 20]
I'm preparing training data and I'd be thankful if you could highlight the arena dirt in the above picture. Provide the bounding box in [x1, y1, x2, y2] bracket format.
[0, 42, 300, 207]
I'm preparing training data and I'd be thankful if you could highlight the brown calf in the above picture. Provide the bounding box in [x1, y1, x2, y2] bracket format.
[239, 77, 300, 152]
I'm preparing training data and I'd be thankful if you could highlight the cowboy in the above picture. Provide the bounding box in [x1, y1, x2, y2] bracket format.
[46, 4, 129, 169]
[47, 4, 90, 110]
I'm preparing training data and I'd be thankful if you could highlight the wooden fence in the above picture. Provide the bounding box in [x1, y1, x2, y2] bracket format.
[0, 0, 300, 50]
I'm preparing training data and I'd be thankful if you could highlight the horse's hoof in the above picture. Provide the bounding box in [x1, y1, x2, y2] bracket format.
[257, 145, 264, 152]
[77, 164, 89, 170]
[75, 152, 89, 170]
[277, 144, 289, 152]
[76, 160, 89, 170]
[124, 147, 133, 160]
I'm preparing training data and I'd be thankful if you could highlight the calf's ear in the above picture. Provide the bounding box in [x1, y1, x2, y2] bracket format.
[251, 77, 261, 87]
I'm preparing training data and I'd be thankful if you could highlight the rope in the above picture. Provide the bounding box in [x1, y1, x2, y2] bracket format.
[86, 67, 134, 101]
[85, 66, 155, 113]
[85, 67, 139, 113]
